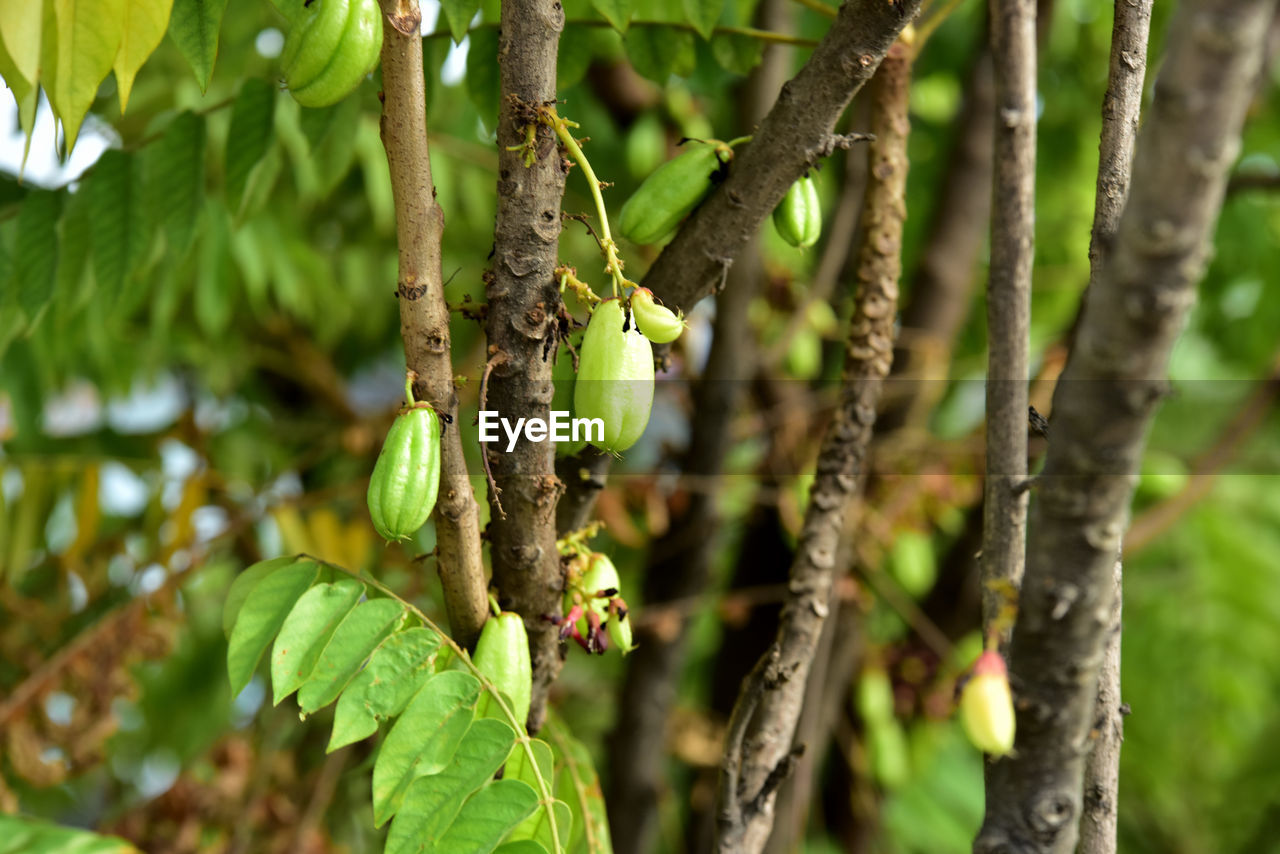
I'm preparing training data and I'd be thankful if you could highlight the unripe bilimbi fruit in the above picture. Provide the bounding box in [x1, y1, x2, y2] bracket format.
[574, 299, 654, 453]
[366, 397, 441, 543]
[960, 650, 1016, 756]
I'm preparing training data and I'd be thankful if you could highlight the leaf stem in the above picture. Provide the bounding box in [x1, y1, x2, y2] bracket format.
[545, 110, 627, 298]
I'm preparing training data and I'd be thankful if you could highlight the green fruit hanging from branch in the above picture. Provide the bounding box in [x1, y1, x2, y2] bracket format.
[282, 0, 383, 108]
[618, 139, 733, 245]
[366, 375, 441, 543]
[573, 299, 655, 454]
[773, 174, 822, 249]
[472, 609, 533, 729]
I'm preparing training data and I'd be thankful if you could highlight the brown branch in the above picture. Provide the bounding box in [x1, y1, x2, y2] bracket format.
[981, 0, 1036, 641]
[974, 0, 1274, 849]
[1076, 0, 1152, 850]
[714, 41, 915, 854]
[641, 0, 923, 316]
[483, 0, 569, 734]
[377, 0, 489, 651]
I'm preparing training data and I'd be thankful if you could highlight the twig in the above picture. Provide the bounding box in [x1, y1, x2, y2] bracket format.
[714, 39, 916, 854]
[479, 352, 507, 520]
[377, 0, 489, 651]
[975, 0, 1272, 849]
[1076, 1, 1152, 850]
[981, 0, 1036, 644]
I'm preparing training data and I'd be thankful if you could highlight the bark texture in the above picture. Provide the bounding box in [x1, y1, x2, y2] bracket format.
[715, 44, 913, 854]
[1077, 1, 1152, 850]
[484, 0, 568, 734]
[377, 0, 488, 650]
[981, 0, 1035, 637]
[975, 0, 1273, 849]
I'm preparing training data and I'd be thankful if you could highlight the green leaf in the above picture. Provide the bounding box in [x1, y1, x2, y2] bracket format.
[167, 0, 227, 91]
[385, 718, 517, 854]
[682, 0, 722, 38]
[440, 0, 481, 43]
[144, 110, 205, 255]
[0, 0, 42, 88]
[296, 598, 407, 714]
[710, 32, 761, 75]
[194, 198, 234, 337]
[432, 779, 540, 853]
[269, 576, 365, 705]
[222, 555, 304, 638]
[114, 0, 174, 110]
[493, 842, 549, 854]
[13, 189, 61, 328]
[225, 559, 321, 697]
[547, 718, 613, 854]
[372, 670, 482, 826]
[464, 27, 500, 133]
[505, 739, 569, 851]
[87, 149, 148, 308]
[0, 814, 140, 854]
[330, 626, 442, 751]
[0, 35, 37, 172]
[298, 102, 340, 151]
[623, 25, 696, 82]
[50, 0, 126, 150]
[590, 0, 632, 31]
[225, 78, 276, 213]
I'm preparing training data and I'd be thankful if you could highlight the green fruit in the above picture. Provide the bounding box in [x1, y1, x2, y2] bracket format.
[472, 611, 532, 729]
[574, 299, 654, 453]
[607, 611, 636, 655]
[855, 666, 896, 725]
[889, 531, 937, 598]
[772, 175, 822, 248]
[868, 718, 911, 789]
[960, 651, 1015, 756]
[283, 0, 383, 108]
[629, 287, 685, 344]
[618, 141, 727, 244]
[366, 400, 441, 542]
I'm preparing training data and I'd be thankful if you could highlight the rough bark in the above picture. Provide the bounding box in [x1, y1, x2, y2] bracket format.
[974, 0, 1274, 850]
[715, 44, 913, 854]
[981, 0, 1035, 638]
[484, 0, 568, 734]
[377, 0, 488, 650]
[1077, 1, 1152, 850]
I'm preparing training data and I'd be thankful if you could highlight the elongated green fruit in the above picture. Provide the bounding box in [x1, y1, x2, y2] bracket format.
[473, 611, 532, 728]
[618, 141, 726, 245]
[366, 401, 441, 542]
[629, 287, 685, 344]
[284, 0, 383, 108]
[282, 0, 351, 92]
[960, 651, 1016, 756]
[772, 175, 822, 248]
[574, 299, 654, 453]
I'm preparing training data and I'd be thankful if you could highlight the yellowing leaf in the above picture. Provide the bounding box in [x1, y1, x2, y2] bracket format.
[114, 0, 173, 111]
[0, 0, 42, 88]
[52, 0, 126, 151]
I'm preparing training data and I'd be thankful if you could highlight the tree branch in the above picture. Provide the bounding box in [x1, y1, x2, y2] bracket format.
[1077, 0, 1152, 849]
[981, 0, 1036, 640]
[641, 0, 923, 315]
[714, 41, 915, 854]
[974, 0, 1273, 849]
[484, 0, 568, 734]
[377, 0, 488, 650]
